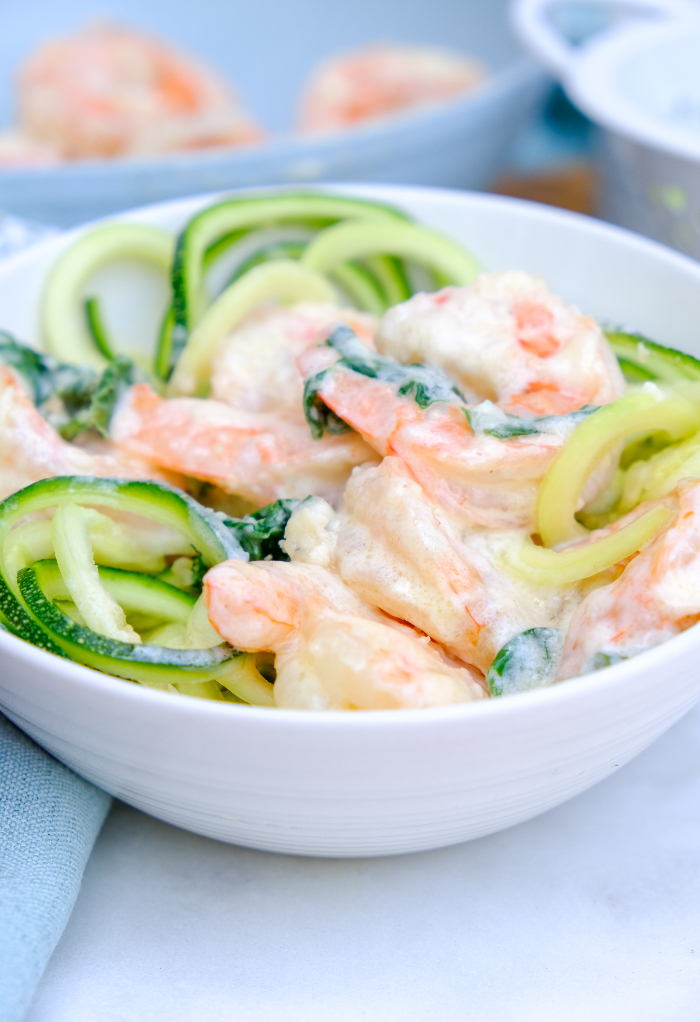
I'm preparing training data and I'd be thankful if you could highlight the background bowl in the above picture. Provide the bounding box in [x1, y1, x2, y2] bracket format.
[2, 183, 700, 858]
[512, 0, 700, 257]
[0, 0, 547, 226]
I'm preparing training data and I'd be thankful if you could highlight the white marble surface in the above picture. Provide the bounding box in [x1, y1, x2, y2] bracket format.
[25, 705, 700, 1022]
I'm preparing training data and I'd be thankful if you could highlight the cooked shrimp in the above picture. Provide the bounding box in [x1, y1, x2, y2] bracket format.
[0, 130, 58, 167]
[297, 341, 582, 530]
[211, 302, 377, 418]
[110, 383, 378, 508]
[283, 457, 580, 672]
[0, 368, 175, 500]
[557, 481, 700, 679]
[18, 21, 265, 159]
[203, 559, 485, 710]
[376, 271, 625, 415]
[297, 43, 485, 134]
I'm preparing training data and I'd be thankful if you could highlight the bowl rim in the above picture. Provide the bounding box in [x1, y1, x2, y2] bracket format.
[2, 602, 698, 728]
[562, 17, 700, 162]
[3, 181, 700, 729]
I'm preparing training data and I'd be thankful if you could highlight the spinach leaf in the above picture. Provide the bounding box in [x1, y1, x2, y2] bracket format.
[60, 356, 136, 439]
[486, 627, 564, 697]
[465, 400, 599, 440]
[304, 371, 353, 441]
[0, 333, 136, 439]
[0, 331, 98, 412]
[303, 324, 466, 438]
[222, 499, 299, 561]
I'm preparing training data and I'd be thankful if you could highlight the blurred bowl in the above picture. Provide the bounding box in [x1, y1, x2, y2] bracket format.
[0, 0, 547, 226]
[2, 183, 700, 857]
[512, 0, 700, 256]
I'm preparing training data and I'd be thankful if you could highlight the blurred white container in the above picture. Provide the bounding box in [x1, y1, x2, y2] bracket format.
[512, 0, 700, 259]
[0, 0, 547, 226]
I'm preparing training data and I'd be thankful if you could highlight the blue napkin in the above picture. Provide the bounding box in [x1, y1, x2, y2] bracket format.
[0, 713, 112, 1022]
[0, 214, 111, 1021]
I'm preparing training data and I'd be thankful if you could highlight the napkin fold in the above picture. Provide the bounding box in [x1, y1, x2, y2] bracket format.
[0, 713, 112, 1022]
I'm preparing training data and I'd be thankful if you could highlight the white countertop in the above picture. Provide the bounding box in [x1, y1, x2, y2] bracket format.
[25, 704, 700, 1022]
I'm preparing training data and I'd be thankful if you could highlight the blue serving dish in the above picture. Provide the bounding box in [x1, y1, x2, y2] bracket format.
[0, 0, 547, 225]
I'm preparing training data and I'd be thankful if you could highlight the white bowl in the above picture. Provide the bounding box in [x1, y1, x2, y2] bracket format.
[0, 0, 546, 227]
[512, 0, 700, 257]
[2, 184, 700, 858]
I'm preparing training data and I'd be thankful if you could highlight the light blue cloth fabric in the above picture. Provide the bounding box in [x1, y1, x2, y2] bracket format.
[0, 713, 112, 1022]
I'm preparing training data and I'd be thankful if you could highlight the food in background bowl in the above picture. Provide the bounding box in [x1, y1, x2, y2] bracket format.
[296, 43, 486, 134]
[0, 25, 487, 166]
[1, 21, 265, 163]
[3, 188, 700, 714]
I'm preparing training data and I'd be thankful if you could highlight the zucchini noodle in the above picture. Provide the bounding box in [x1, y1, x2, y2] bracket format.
[536, 386, 700, 548]
[619, 433, 700, 512]
[301, 218, 480, 287]
[510, 504, 676, 586]
[0, 477, 293, 704]
[172, 192, 408, 332]
[41, 223, 173, 370]
[167, 259, 338, 397]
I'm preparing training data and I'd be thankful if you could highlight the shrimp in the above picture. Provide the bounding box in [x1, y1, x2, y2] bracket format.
[211, 303, 377, 419]
[110, 383, 378, 508]
[297, 43, 485, 134]
[203, 558, 485, 710]
[17, 21, 265, 160]
[297, 338, 584, 530]
[0, 131, 58, 167]
[282, 457, 580, 673]
[558, 480, 700, 679]
[376, 271, 625, 415]
[0, 368, 175, 500]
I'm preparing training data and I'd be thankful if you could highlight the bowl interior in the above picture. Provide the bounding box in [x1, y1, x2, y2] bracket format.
[0, 0, 523, 135]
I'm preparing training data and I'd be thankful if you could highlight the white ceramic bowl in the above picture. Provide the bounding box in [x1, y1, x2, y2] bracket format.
[512, 0, 700, 257]
[0, 0, 547, 227]
[2, 184, 700, 858]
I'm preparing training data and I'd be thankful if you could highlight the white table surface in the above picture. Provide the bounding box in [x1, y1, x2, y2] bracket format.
[24, 703, 700, 1022]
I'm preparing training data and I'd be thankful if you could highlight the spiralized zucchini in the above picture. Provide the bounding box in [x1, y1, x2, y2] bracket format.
[167, 260, 338, 397]
[0, 477, 294, 705]
[41, 223, 173, 371]
[301, 219, 480, 287]
[33, 191, 481, 397]
[510, 504, 676, 586]
[170, 192, 410, 333]
[536, 386, 700, 548]
[605, 328, 700, 384]
[617, 433, 700, 513]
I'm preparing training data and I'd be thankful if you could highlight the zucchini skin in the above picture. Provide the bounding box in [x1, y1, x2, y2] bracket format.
[0, 477, 247, 676]
[18, 560, 241, 686]
[0, 573, 66, 656]
[171, 192, 410, 337]
[0, 478, 246, 609]
[41, 223, 174, 372]
[301, 219, 480, 288]
[0, 480, 301, 696]
[84, 296, 116, 361]
[605, 329, 700, 383]
[36, 558, 196, 624]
